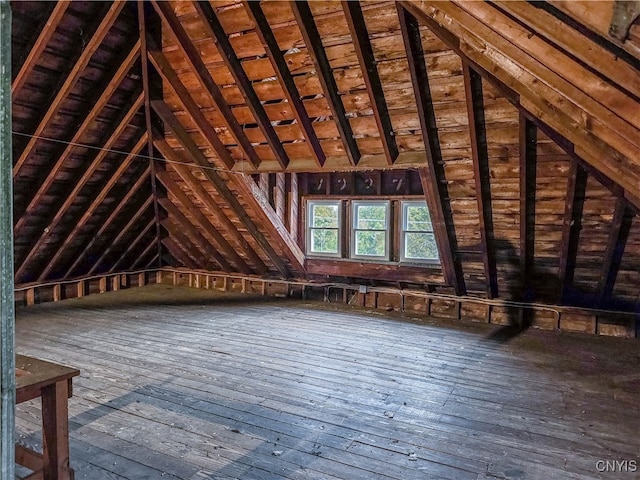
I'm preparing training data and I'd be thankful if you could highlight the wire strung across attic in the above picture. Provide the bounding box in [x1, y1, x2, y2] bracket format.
[11, 130, 246, 176]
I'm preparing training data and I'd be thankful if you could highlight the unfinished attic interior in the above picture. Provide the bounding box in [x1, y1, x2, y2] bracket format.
[2, 0, 639, 479]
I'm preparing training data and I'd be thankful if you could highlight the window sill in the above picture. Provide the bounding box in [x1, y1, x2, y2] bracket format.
[306, 258, 443, 284]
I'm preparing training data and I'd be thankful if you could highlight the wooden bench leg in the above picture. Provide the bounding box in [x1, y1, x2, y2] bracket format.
[41, 381, 72, 480]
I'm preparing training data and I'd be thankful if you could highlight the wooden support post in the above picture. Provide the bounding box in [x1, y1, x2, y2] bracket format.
[77, 281, 86, 298]
[156, 271, 163, 285]
[138, 272, 146, 287]
[222, 277, 229, 292]
[53, 284, 62, 302]
[99, 277, 107, 294]
[112, 276, 120, 292]
[0, 3, 15, 475]
[26, 288, 35, 307]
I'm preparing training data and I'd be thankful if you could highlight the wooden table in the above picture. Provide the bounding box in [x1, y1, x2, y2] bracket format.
[15, 354, 80, 480]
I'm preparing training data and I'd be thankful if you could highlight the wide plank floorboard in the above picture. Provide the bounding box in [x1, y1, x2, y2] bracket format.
[15, 285, 640, 480]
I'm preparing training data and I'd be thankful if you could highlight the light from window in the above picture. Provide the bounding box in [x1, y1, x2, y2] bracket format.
[401, 201, 439, 262]
[352, 201, 389, 258]
[308, 201, 341, 256]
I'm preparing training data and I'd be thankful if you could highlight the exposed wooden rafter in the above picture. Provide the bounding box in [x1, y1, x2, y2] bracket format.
[462, 61, 497, 299]
[87, 196, 154, 275]
[519, 113, 537, 294]
[290, 0, 361, 166]
[156, 170, 252, 274]
[243, 0, 325, 168]
[166, 158, 269, 275]
[138, 0, 164, 271]
[132, 239, 161, 271]
[151, 100, 302, 277]
[13, 2, 124, 176]
[162, 236, 198, 270]
[194, 0, 289, 169]
[109, 217, 155, 273]
[64, 166, 151, 278]
[597, 198, 634, 305]
[558, 159, 589, 302]
[398, 4, 465, 296]
[15, 93, 145, 282]
[151, 0, 261, 168]
[11, 1, 70, 96]
[158, 197, 231, 272]
[41, 135, 148, 281]
[342, 1, 398, 165]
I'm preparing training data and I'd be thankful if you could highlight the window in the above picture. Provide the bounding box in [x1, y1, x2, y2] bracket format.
[351, 201, 390, 259]
[400, 201, 439, 262]
[307, 200, 341, 256]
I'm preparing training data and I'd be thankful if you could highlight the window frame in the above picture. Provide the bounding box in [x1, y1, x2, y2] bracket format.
[399, 200, 440, 264]
[306, 199, 342, 258]
[350, 200, 391, 261]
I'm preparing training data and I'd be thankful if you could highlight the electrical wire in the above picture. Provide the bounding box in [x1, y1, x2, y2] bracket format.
[11, 130, 248, 176]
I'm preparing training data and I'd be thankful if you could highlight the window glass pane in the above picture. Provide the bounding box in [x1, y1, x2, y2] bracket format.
[311, 229, 338, 253]
[312, 204, 339, 228]
[406, 205, 432, 231]
[356, 205, 387, 230]
[405, 232, 439, 260]
[355, 230, 386, 256]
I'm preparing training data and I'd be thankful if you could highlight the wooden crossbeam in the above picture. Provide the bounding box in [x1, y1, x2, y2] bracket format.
[41, 135, 148, 281]
[12, 1, 71, 95]
[244, 1, 325, 167]
[13, 2, 124, 177]
[164, 156, 269, 275]
[159, 197, 231, 272]
[558, 158, 588, 302]
[63, 166, 151, 278]
[131, 237, 160, 271]
[87, 196, 154, 276]
[597, 198, 634, 305]
[462, 61, 497, 299]
[156, 170, 252, 274]
[151, 0, 260, 168]
[519, 112, 537, 292]
[147, 48, 235, 171]
[398, 5, 465, 296]
[109, 217, 155, 273]
[194, 0, 289, 169]
[151, 100, 301, 277]
[290, 1, 360, 166]
[15, 93, 145, 281]
[342, 1, 398, 165]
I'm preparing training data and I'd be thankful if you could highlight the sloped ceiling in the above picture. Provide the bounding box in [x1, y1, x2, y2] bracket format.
[10, 1, 640, 312]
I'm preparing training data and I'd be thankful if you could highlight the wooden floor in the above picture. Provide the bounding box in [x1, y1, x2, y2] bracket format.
[14, 285, 640, 480]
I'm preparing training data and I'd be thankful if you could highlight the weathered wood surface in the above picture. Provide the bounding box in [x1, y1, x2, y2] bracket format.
[14, 285, 640, 480]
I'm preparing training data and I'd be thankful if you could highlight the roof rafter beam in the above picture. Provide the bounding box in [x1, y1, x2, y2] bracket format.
[109, 217, 155, 273]
[194, 0, 289, 170]
[151, 0, 260, 168]
[166, 157, 269, 275]
[156, 170, 252, 273]
[12, 1, 71, 95]
[15, 42, 141, 233]
[162, 236, 198, 270]
[63, 166, 151, 278]
[87, 196, 154, 276]
[135, 241, 160, 271]
[462, 61, 497, 299]
[558, 158, 588, 303]
[398, 4, 465, 295]
[158, 197, 231, 272]
[597, 198, 634, 305]
[16, 93, 145, 281]
[290, 0, 360, 166]
[147, 48, 235, 171]
[151, 100, 303, 277]
[342, 1, 398, 165]
[41, 135, 148, 281]
[13, 2, 125, 176]
[519, 112, 537, 294]
[244, 0, 325, 168]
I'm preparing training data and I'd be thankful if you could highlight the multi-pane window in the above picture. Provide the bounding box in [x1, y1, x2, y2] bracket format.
[400, 201, 439, 262]
[351, 201, 390, 259]
[307, 200, 341, 256]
